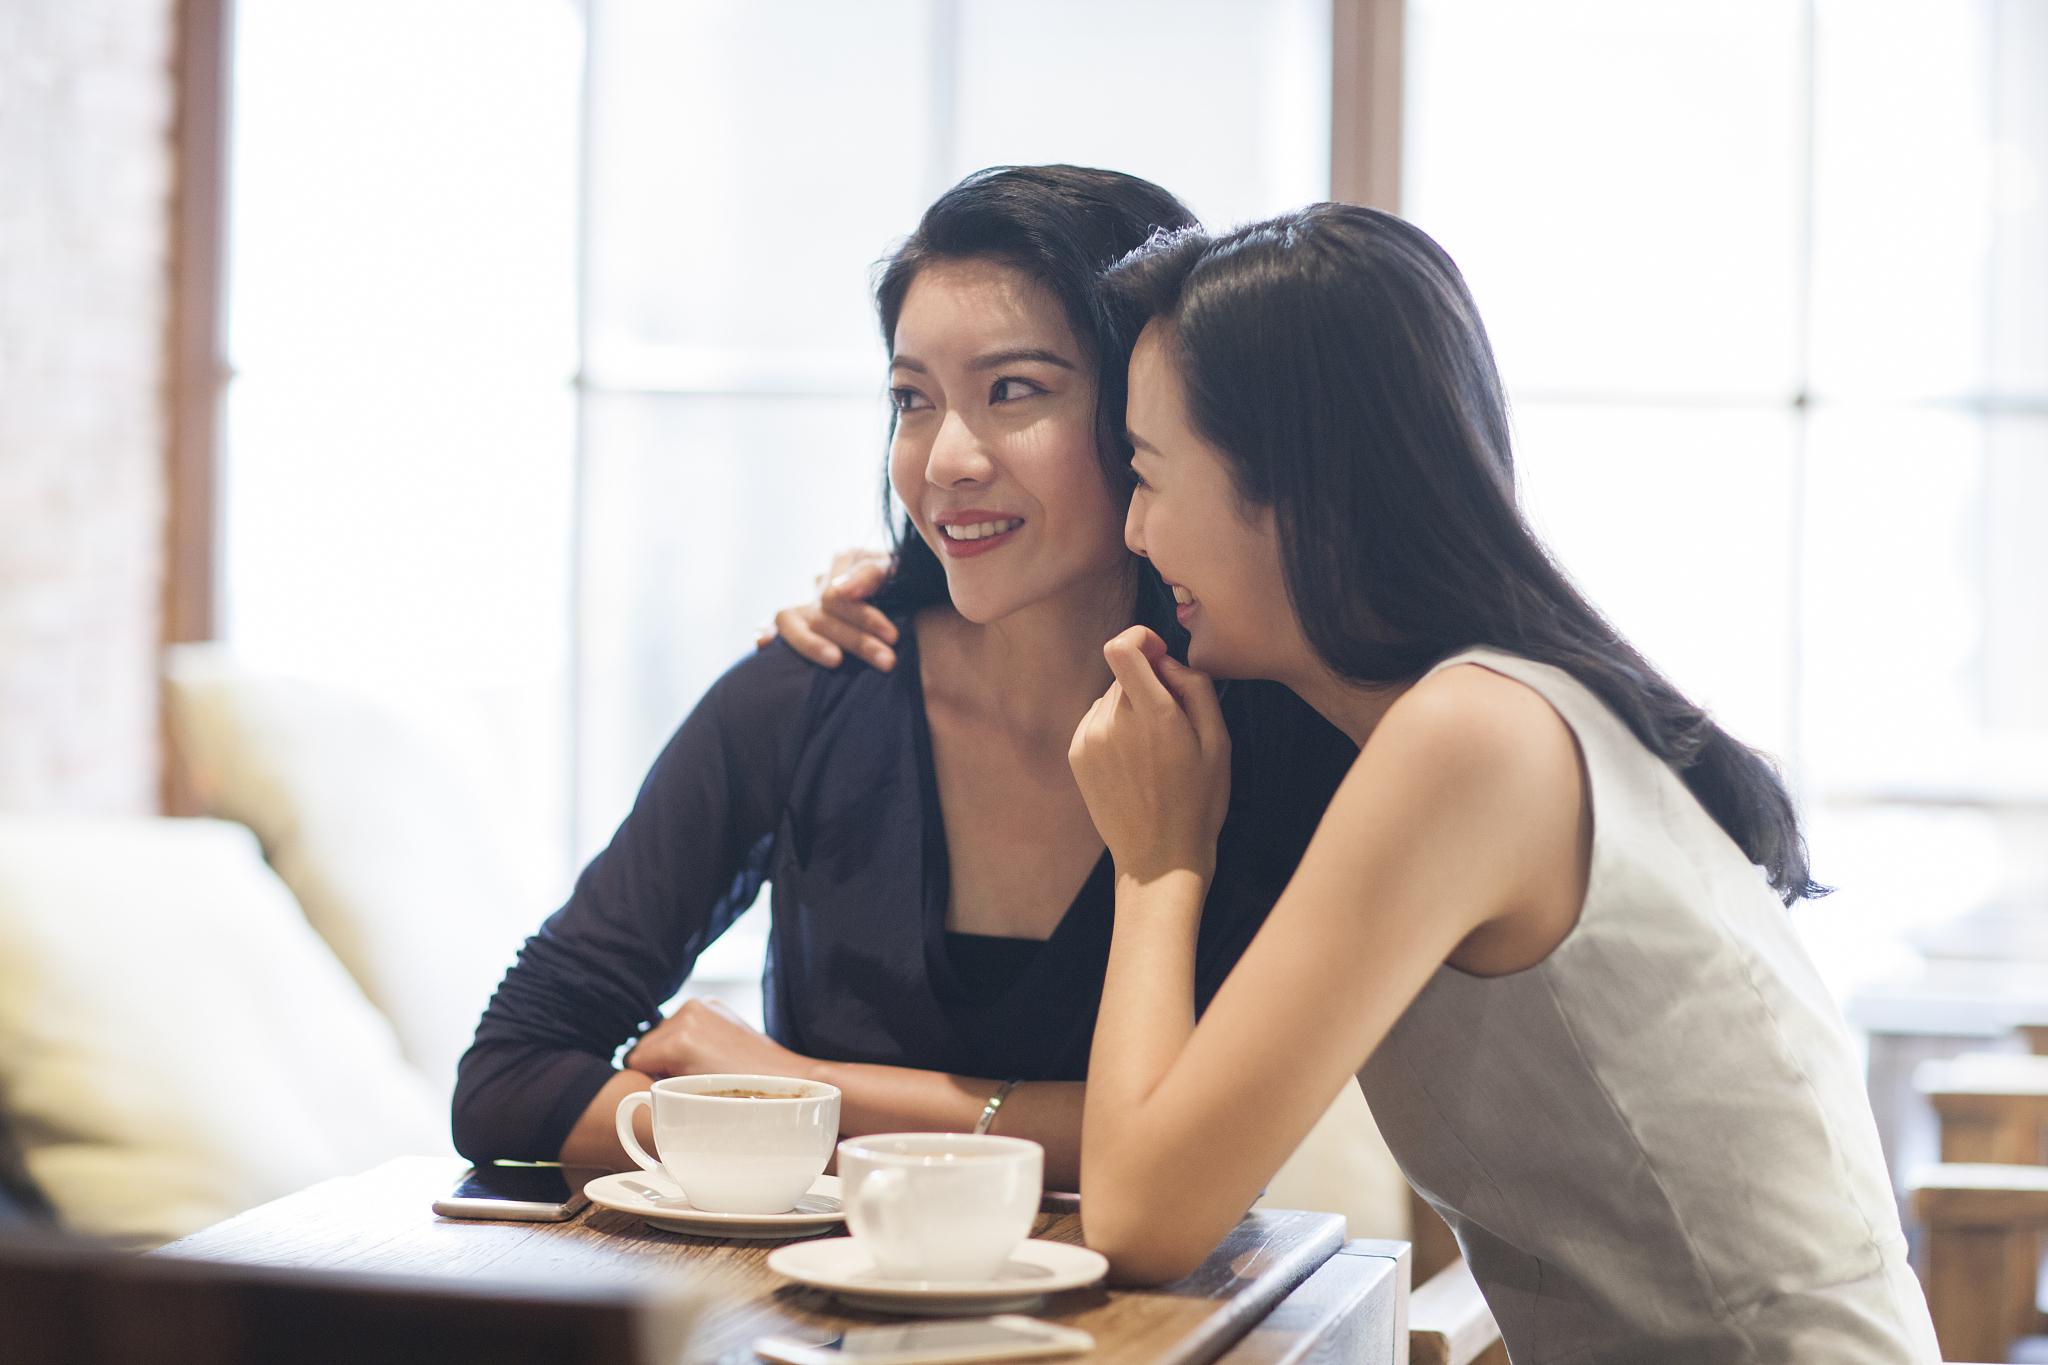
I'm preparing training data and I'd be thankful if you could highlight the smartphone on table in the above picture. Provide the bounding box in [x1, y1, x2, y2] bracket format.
[753, 1316, 1093, 1365]
[432, 1163, 600, 1222]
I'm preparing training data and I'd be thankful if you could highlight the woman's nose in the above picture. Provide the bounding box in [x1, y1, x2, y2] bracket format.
[926, 410, 995, 487]
[1124, 491, 1149, 557]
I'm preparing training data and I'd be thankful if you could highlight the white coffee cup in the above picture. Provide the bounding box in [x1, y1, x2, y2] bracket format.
[837, 1133, 1044, 1281]
[615, 1073, 839, 1214]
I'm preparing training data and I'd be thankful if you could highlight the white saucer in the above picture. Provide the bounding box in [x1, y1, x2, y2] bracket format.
[583, 1171, 843, 1240]
[765, 1237, 1109, 1315]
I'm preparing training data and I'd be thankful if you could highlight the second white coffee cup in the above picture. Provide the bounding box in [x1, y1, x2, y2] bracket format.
[615, 1073, 839, 1214]
[838, 1132, 1044, 1281]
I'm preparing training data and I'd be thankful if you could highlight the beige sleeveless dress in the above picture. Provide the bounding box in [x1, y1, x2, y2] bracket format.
[1358, 648, 1938, 1364]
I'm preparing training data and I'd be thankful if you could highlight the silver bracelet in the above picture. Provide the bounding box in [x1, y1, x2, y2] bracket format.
[973, 1078, 1020, 1136]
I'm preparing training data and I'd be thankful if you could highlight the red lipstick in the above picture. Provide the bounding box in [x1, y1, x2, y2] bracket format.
[932, 509, 1026, 560]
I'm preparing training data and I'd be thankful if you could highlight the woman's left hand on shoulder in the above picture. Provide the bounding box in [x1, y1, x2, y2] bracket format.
[1068, 626, 1232, 885]
[757, 546, 898, 671]
[625, 998, 810, 1081]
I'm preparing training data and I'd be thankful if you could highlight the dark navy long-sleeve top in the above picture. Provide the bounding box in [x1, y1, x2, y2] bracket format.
[451, 617, 1354, 1162]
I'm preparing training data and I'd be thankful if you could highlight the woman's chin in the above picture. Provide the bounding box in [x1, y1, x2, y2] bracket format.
[941, 556, 1134, 630]
[1185, 635, 1255, 682]
[942, 583, 1024, 626]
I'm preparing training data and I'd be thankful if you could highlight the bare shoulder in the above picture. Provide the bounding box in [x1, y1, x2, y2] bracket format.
[1356, 661, 1582, 805]
[1314, 660, 1590, 953]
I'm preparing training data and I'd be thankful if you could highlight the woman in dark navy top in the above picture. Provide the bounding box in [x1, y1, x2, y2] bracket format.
[451, 166, 1352, 1186]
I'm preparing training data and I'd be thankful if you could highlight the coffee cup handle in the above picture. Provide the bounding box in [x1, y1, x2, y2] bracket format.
[615, 1090, 663, 1173]
[851, 1166, 910, 1247]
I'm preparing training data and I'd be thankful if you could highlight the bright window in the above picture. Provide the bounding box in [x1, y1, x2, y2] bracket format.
[1406, 0, 2048, 992]
[225, 0, 1331, 1005]
[223, 0, 2044, 1016]
[223, 0, 581, 908]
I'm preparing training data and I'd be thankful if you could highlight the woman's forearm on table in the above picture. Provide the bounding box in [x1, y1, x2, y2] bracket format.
[806, 1060, 1085, 1191]
[555, 1060, 1084, 1188]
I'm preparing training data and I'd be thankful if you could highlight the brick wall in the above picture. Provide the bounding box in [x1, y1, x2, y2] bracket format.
[0, 0, 176, 814]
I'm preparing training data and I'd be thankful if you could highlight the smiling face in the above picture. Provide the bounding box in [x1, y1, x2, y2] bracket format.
[888, 257, 1130, 625]
[1124, 322, 1309, 680]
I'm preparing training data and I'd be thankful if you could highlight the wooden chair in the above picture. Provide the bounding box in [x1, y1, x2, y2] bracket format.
[1911, 1164, 2048, 1364]
[1919, 1052, 2048, 1165]
[2016, 1020, 2048, 1059]
[0, 1230, 701, 1365]
[1914, 1051, 2048, 1360]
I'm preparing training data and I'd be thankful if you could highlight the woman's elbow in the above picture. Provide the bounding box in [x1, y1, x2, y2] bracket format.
[1086, 1219, 1212, 1286]
[448, 1064, 511, 1165]
[1080, 1171, 1213, 1285]
[448, 1098, 494, 1165]
[1102, 1243, 1211, 1287]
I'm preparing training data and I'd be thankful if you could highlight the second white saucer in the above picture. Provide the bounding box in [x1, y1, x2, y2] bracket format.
[584, 1171, 843, 1240]
[765, 1236, 1109, 1315]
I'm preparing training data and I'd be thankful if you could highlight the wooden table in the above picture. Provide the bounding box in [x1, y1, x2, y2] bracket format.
[1847, 959, 2048, 1229]
[157, 1158, 1408, 1364]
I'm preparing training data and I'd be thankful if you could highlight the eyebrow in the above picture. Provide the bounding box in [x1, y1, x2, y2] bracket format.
[1126, 427, 1158, 454]
[891, 347, 1078, 375]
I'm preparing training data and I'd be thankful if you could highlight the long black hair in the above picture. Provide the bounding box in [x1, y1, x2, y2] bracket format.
[1103, 204, 1821, 904]
[868, 164, 1198, 641]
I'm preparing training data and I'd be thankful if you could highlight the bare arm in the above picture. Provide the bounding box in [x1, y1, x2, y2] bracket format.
[603, 997, 1086, 1188]
[811, 1062, 1085, 1190]
[1071, 637, 1584, 1282]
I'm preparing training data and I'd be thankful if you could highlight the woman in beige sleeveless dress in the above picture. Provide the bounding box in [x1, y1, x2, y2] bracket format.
[1061, 204, 1940, 1363]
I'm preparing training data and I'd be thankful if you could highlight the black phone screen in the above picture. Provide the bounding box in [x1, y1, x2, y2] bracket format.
[451, 1165, 576, 1205]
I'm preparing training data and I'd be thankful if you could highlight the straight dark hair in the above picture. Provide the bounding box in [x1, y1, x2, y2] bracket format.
[1103, 204, 1821, 904]
[868, 164, 1198, 641]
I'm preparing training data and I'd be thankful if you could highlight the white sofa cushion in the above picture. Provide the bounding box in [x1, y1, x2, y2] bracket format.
[163, 646, 541, 1095]
[0, 816, 447, 1247]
